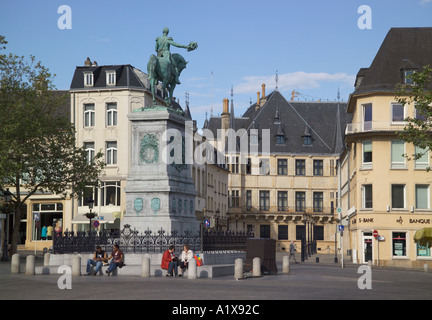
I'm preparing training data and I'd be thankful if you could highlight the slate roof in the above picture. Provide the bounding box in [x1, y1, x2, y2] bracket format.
[204, 90, 351, 156]
[70, 64, 184, 112]
[353, 27, 432, 95]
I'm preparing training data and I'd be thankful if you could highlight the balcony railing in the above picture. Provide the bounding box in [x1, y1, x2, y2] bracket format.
[232, 205, 335, 215]
[345, 121, 407, 135]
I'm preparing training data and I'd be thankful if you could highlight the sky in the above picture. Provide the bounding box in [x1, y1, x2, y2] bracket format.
[1, 0, 432, 128]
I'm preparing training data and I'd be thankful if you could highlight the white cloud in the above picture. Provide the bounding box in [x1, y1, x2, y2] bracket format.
[235, 71, 355, 94]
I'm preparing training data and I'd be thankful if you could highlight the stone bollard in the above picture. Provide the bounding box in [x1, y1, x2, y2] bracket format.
[72, 255, 81, 277]
[44, 252, 51, 266]
[424, 263, 429, 273]
[25, 255, 35, 276]
[252, 257, 261, 277]
[282, 255, 290, 274]
[234, 258, 243, 280]
[142, 257, 150, 278]
[11, 253, 20, 274]
[188, 257, 197, 279]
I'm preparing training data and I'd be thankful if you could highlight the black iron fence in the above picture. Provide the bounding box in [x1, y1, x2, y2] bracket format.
[53, 224, 252, 254]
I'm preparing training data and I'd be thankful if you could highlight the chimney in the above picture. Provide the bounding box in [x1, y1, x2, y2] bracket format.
[261, 83, 266, 99]
[255, 92, 260, 110]
[84, 57, 92, 66]
[221, 98, 230, 131]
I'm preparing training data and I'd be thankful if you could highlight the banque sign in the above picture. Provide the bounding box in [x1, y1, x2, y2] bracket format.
[351, 216, 432, 226]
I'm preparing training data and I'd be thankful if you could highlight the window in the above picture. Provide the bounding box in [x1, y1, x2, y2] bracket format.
[362, 141, 372, 167]
[296, 159, 305, 175]
[415, 146, 429, 169]
[303, 135, 312, 146]
[392, 232, 406, 257]
[231, 156, 239, 174]
[32, 203, 63, 240]
[296, 225, 305, 240]
[278, 191, 288, 211]
[362, 185, 373, 209]
[259, 191, 270, 211]
[230, 190, 239, 207]
[314, 226, 324, 241]
[313, 192, 323, 212]
[260, 225, 271, 238]
[78, 186, 98, 207]
[84, 104, 95, 127]
[392, 103, 405, 122]
[246, 190, 252, 211]
[295, 191, 305, 212]
[84, 72, 94, 87]
[246, 158, 252, 174]
[391, 140, 405, 168]
[84, 142, 95, 164]
[106, 71, 116, 86]
[416, 185, 429, 209]
[417, 243, 431, 257]
[278, 225, 288, 240]
[259, 158, 270, 175]
[313, 160, 323, 176]
[106, 103, 117, 126]
[277, 159, 287, 175]
[404, 70, 415, 85]
[391, 184, 405, 209]
[415, 105, 427, 121]
[106, 141, 117, 165]
[276, 135, 285, 145]
[101, 181, 121, 206]
[363, 103, 372, 131]
[250, 130, 258, 145]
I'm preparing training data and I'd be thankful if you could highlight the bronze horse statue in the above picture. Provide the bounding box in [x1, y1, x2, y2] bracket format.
[147, 53, 188, 107]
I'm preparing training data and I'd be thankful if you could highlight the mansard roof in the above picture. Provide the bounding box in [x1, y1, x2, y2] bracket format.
[353, 27, 432, 95]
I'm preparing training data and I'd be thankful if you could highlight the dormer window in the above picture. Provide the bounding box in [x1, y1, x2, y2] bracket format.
[302, 125, 313, 146]
[84, 72, 94, 87]
[403, 69, 415, 85]
[276, 135, 285, 145]
[106, 71, 116, 86]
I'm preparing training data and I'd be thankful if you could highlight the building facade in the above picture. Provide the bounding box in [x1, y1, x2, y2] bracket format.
[205, 85, 351, 252]
[340, 28, 432, 268]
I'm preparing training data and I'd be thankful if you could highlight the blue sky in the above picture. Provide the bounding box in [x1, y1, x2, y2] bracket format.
[1, 0, 432, 127]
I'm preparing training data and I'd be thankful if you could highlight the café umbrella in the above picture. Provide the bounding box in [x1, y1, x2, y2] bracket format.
[413, 227, 432, 247]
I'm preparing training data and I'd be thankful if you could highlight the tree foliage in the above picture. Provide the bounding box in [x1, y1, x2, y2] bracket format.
[0, 36, 105, 253]
[396, 65, 432, 166]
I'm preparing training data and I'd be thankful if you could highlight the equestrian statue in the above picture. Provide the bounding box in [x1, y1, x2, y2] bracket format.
[147, 27, 197, 107]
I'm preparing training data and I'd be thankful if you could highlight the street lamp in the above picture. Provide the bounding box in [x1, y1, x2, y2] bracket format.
[84, 198, 95, 235]
[1, 189, 13, 261]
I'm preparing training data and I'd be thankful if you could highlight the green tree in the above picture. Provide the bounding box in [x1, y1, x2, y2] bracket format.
[396, 65, 432, 168]
[0, 36, 105, 254]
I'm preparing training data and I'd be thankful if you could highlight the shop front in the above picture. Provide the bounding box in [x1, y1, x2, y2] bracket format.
[349, 213, 432, 268]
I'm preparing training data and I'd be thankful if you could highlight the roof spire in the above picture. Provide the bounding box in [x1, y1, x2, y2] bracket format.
[275, 70, 279, 91]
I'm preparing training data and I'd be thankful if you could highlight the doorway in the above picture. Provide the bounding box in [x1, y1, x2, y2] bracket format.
[363, 232, 373, 263]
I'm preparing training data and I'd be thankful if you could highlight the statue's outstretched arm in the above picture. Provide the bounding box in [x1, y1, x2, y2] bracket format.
[168, 39, 188, 49]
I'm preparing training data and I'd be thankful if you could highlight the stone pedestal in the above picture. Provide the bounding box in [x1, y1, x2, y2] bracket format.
[123, 107, 199, 234]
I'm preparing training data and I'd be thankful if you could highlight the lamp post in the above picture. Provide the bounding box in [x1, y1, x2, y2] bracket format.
[1, 189, 12, 261]
[84, 198, 95, 235]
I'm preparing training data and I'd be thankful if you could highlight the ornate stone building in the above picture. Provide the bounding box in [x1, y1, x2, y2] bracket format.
[204, 85, 351, 252]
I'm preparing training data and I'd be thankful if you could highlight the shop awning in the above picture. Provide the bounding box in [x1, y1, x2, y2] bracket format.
[414, 227, 432, 247]
[71, 212, 118, 224]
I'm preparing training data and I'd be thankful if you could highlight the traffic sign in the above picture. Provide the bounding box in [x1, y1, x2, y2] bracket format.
[373, 230, 379, 238]
[338, 225, 344, 232]
[33, 212, 40, 222]
[93, 220, 100, 228]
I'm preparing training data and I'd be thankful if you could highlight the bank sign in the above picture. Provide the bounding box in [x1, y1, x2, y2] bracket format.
[351, 215, 432, 227]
